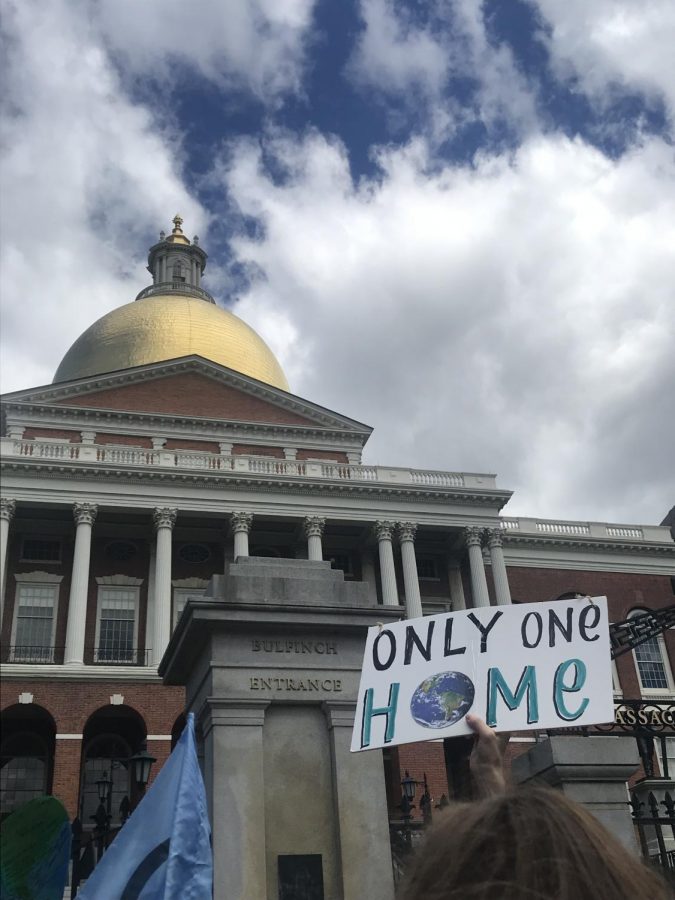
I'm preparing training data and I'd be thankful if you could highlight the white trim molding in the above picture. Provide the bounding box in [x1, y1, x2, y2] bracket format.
[171, 577, 209, 589]
[14, 571, 64, 583]
[96, 575, 143, 586]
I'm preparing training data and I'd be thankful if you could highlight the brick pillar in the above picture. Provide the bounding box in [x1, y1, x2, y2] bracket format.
[52, 737, 82, 820]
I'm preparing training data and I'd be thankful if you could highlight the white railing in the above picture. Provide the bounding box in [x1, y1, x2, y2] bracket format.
[536, 522, 591, 535]
[97, 446, 158, 466]
[320, 463, 378, 481]
[410, 470, 464, 487]
[606, 526, 643, 539]
[5, 439, 480, 489]
[173, 451, 231, 471]
[16, 440, 79, 460]
[500, 517, 666, 544]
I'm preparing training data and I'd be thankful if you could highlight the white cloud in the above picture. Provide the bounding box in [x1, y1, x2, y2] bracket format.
[0, 0, 206, 391]
[348, 0, 539, 139]
[222, 129, 675, 524]
[531, 0, 675, 124]
[96, 0, 316, 102]
[348, 0, 449, 94]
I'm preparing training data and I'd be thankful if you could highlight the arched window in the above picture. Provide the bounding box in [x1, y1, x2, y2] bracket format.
[80, 735, 131, 828]
[0, 705, 55, 820]
[0, 733, 48, 817]
[629, 609, 674, 695]
[80, 705, 146, 829]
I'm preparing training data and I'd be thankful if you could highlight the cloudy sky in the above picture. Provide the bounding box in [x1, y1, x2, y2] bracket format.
[1, 0, 674, 526]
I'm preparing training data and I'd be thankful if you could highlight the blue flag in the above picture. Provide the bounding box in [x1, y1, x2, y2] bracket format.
[78, 712, 212, 900]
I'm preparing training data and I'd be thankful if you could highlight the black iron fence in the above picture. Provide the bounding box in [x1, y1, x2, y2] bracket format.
[630, 791, 675, 882]
[389, 821, 426, 886]
[5, 644, 64, 664]
[88, 646, 151, 665]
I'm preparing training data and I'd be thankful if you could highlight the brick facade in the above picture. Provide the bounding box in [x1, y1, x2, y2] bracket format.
[58, 372, 317, 424]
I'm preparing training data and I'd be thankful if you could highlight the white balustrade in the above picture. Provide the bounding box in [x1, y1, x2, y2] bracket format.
[500, 519, 520, 530]
[7, 439, 479, 490]
[535, 522, 590, 535]
[16, 440, 79, 460]
[606, 526, 643, 539]
[410, 470, 464, 487]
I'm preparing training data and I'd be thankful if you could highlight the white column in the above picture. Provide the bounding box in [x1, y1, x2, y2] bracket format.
[0, 498, 16, 626]
[465, 527, 490, 608]
[231, 511, 253, 560]
[447, 561, 466, 611]
[398, 522, 423, 619]
[487, 528, 512, 605]
[152, 507, 177, 666]
[64, 503, 98, 665]
[304, 516, 325, 561]
[146, 538, 156, 659]
[153, 258, 160, 282]
[374, 521, 398, 606]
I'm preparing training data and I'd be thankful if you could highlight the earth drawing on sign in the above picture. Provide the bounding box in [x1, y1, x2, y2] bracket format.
[410, 671, 475, 729]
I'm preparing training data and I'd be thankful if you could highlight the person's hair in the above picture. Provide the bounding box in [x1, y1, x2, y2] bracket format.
[398, 786, 670, 900]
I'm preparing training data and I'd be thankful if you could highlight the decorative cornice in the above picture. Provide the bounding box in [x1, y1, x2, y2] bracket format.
[0, 458, 512, 508]
[374, 520, 396, 541]
[3, 402, 369, 446]
[303, 515, 326, 538]
[153, 507, 177, 530]
[73, 502, 97, 526]
[230, 511, 253, 534]
[502, 534, 675, 556]
[0, 664, 162, 682]
[0, 497, 16, 523]
[397, 521, 417, 542]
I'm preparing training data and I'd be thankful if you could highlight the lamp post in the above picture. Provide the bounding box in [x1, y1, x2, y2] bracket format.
[400, 771, 433, 845]
[93, 771, 113, 859]
[129, 741, 157, 804]
[419, 773, 433, 825]
[400, 771, 417, 848]
[90, 742, 156, 857]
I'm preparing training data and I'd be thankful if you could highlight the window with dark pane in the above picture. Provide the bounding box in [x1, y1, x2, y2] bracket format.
[0, 734, 48, 816]
[13, 584, 57, 662]
[105, 541, 137, 562]
[416, 557, 439, 579]
[21, 538, 61, 562]
[179, 543, 210, 564]
[97, 588, 136, 663]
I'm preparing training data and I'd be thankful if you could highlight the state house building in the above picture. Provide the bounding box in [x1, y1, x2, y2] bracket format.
[1, 219, 674, 849]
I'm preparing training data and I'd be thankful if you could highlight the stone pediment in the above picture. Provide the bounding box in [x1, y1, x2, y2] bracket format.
[1, 357, 372, 437]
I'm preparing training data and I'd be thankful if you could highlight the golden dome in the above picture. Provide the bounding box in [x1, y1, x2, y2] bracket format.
[53, 294, 290, 391]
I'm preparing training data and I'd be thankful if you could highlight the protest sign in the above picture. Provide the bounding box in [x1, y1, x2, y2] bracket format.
[351, 596, 613, 752]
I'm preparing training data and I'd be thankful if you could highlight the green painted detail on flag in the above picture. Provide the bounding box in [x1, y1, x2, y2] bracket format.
[0, 795, 71, 900]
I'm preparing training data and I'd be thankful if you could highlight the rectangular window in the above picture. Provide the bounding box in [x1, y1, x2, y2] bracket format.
[173, 588, 205, 628]
[655, 737, 675, 780]
[12, 584, 58, 662]
[96, 588, 137, 663]
[416, 557, 439, 580]
[635, 635, 671, 691]
[20, 539, 61, 563]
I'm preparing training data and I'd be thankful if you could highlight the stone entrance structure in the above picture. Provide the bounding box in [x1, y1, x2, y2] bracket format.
[160, 556, 402, 900]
